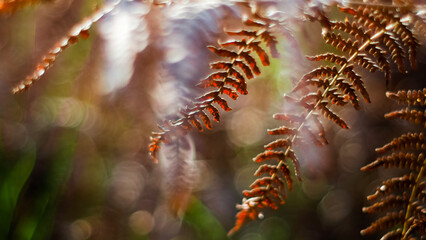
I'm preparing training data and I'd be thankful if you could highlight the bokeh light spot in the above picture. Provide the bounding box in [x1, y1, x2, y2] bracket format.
[129, 210, 155, 235]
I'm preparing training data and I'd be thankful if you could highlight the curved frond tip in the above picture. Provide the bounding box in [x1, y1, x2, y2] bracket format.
[11, 1, 120, 94]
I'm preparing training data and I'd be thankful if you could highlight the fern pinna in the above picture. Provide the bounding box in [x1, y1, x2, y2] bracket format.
[149, 17, 279, 162]
[361, 89, 426, 240]
[229, 4, 418, 235]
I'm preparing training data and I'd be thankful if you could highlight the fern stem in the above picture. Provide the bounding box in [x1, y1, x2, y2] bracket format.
[401, 156, 425, 238]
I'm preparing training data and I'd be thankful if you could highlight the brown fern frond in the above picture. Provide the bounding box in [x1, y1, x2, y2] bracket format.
[362, 194, 410, 214]
[370, 6, 419, 69]
[361, 152, 424, 171]
[361, 211, 406, 235]
[323, 31, 392, 83]
[376, 132, 426, 154]
[11, 1, 120, 94]
[159, 135, 196, 217]
[386, 89, 426, 106]
[366, 173, 417, 201]
[362, 89, 426, 239]
[385, 108, 426, 127]
[230, 4, 419, 235]
[149, 17, 279, 163]
[338, 6, 410, 73]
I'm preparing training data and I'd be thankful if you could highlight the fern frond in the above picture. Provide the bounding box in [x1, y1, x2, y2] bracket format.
[339, 6, 416, 71]
[361, 211, 406, 235]
[362, 194, 410, 214]
[366, 173, 417, 201]
[149, 17, 278, 163]
[375, 132, 426, 154]
[362, 88, 426, 239]
[386, 89, 426, 106]
[230, 4, 419, 235]
[11, 1, 121, 94]
[385, 108, 426, 127]
[159, 135, 196, 217]
[361, 152, 424, 171]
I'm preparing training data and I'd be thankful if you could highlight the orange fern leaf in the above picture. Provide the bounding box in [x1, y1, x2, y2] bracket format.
[362, 88, 426, 239]
[386, 89, 426, 106]
[11, 1, 121, 94]
[230, 4, 418, 235]
[149, 17, 279, 163]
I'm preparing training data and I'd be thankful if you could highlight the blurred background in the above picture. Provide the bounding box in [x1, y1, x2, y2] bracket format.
[0, 0, 425, 240]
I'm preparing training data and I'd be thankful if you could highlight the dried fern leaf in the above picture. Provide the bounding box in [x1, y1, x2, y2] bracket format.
[159, 135, 196, 217]
[376, 132, 426, 154]
[367, 174, 416, 201]
[316, 101, 349, 129]
[338, 7, 408, 73]
[361, 211, 406, 235]
[386, 89, 426, 106]
[371, 6, 419, 69]
[149, 17, 279, 163]
[362, 88, 426, 239]
[362, 194, 409, 214]
[361, 152, 424, 171]
[385, 108, 426, 127]
[231, 4, 419, 235]
[11, 1, 120, 94]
